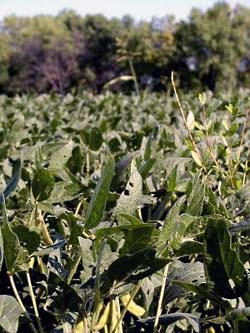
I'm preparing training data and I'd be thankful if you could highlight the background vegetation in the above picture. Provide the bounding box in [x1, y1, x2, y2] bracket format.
[0, 2, 250, 95]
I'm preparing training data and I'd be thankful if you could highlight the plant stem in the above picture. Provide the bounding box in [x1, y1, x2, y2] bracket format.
[8, 274, 38, 333]
[153, 263, 169, 333]
[202, 109, 220, 171]
[86, 149, 90, 178]
[237, 109, 249, 162]
[74, 202, 82, 216]
[26, 271, 44, 333]
[128, 58, 140, 96]
[243, 159, 248, 186]
[171, 72, 204, 169]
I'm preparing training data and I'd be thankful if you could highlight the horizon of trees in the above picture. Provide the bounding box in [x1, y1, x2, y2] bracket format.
[0, 1, 250, 95]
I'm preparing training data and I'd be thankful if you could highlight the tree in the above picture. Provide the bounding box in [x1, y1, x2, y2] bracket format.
[116, 17, 176, 91]
[0, 32, 10, 91]
[78, 15, 123, 92]
[1, 3, 250, 94]
[173, 2, 250, 91]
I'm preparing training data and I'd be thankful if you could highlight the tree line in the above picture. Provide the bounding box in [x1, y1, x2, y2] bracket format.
[0, 2, 250, 94]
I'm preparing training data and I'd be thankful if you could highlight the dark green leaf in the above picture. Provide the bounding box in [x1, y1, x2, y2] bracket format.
[89, 127, 103, 150]
[174, 241, 203, 257]
[32, 167, 55, 201]
[167, 165, 178, 192]
[173, 280, 232, 310]
[12, 225, 40, 254]
[2, 220, 29, 273]
[139, 158, 156, 179]
[204, 218, 248, 299]
[85, 156, 115, 229]
[119, 214, 143, 225]
[120, 225, 154, 255]
[2, 205, 29, 273]
[101, 248, 168, 294]
[95, 224, 153, 246]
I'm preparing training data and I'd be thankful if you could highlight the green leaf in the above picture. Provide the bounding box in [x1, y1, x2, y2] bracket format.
[186, 177, 204, 216]
[119, 213, 143, 225]
[226, 307, 250, 321]
[101, 248, 168, 294]
[204, 218, 248, 299]
[156, 196, 186, 255]
[0, 161, 22, 204]
[114, 152, 138, 175]
[95, 223, 153, 248]
[139, 158, 156, 179]
[0, 295, 23, 333]
[113, 159, 143, 224]
[49, 141, 73, 170]
[173, 280, 231, 310]
[32, 167, 55, 201]
[142, 136, 152, 161]
[165, 261, 205, 304]
[89, 127, 103, 150]
[2, 206, 29, 273]
[225, 103, 233, 114]
[204, 186, 227, 215]
[228, 123, 239, 136]
[138, 312, 200, 332]
[46, 181, 81, 203]
[84, 156, 115, 229]
[170, 213, 197, 250]
[120, 224, 154, 255]
[174, 241, 203, 257]
[167, 165, 178, 193]
[12, 225, 40, 254]
[78, 237, 94, 283]
[225, 308, 250, 332]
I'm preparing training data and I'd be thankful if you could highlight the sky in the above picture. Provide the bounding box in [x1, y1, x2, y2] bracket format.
[0, 0, 250, 21]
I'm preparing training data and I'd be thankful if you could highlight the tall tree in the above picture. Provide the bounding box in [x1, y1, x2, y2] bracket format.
[173, 2, 250, 91]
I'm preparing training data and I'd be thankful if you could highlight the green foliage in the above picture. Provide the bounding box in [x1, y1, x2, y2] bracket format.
[0, 295, 23, 333]
[32, 168, 55, 201]
[204, 218, 248, 299]
[1, 3, 250, 93]
[2, 210, 30, 274]
[84, 156, 115, 229]
[0, 90, 249, 332]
